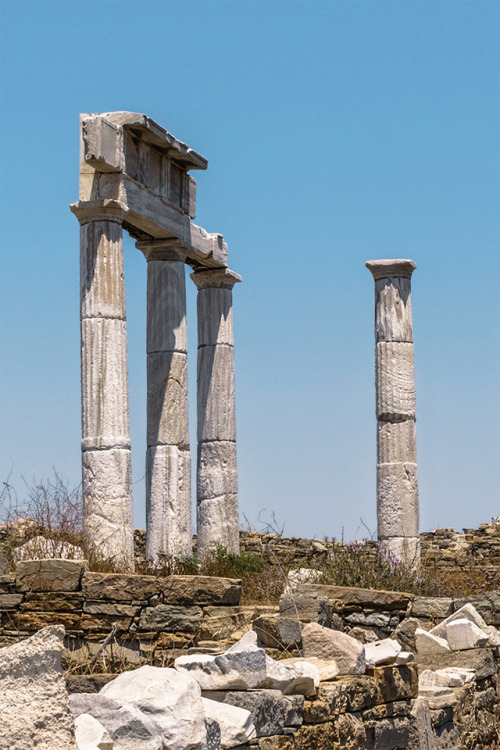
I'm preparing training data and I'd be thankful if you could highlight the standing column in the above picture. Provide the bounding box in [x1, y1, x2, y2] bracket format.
[366, 259, 420, 566]
[137, 240, 192, 564]
[191, 268, 241, 557]
[72, 203, 134, 571]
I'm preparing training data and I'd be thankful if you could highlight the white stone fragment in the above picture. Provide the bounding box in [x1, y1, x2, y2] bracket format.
[226, 630, 259, 653]
[417, 687, 458, 710]
[12, 536, 84, 561]
[395, 651, 414, 665]
[301, 622, 366, 675]
[483, 625, 500, 647]
[284, 568, 324, 594]
[263, 656, 319, 696]
[0, 625, 77, 750]
[202, 698, 256, 748]
[174, 650, 267, 690]
[75, 714, 113, 750]
[364, 638, 402, 667]
[430, 603, 490, 640]
[445, 618, 490, 651]
[415, 628, 451, 656]
[100, 665, 206, 750]
[280, 656, 339, 681]
[419, 668, 475, 689]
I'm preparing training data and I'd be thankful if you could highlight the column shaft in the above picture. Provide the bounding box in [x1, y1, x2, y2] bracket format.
[79, 216, 134, 571]
[366, 260, 419, 566]
[192, 268, 241, 557]
[137, 241, 191, 564]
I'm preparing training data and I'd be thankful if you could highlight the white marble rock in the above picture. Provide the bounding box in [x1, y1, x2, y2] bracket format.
[74, 714, 113, 750]
[301, 622, 366, 675]
[430, 603, 490, 641]
[202, 699, 256, 748]
[364, 638, 402, 667]
[100, 665, 206, 750]
[419, 668, 475, 689]
[445, 618, 490, 651]
[415, 628, 451, 656]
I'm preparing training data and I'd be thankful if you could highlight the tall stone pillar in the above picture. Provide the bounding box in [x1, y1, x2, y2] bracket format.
[137, 240, 192, 564]
[191, 268, 241, 557]
[73, 202, 134, 571]
[366, 259, 419, 566]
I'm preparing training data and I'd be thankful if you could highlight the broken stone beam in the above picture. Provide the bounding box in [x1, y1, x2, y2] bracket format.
[366, 259, 419, 566]
[137, 239, 192, 563]
[71, 201, 134, 572]
[191, 268, 241, 557]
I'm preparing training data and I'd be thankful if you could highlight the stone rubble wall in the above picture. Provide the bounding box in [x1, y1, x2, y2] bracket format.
[1, 558, 499, 747]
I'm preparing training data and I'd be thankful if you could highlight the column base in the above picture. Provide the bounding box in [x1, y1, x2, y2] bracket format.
[379, 537, 420, 569]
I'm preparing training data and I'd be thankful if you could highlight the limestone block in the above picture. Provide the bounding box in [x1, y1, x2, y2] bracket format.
[378, 537, 420, 566]
[263, 656, 318, 696]
[202, 690, 285, 738]
[430, 603, 490, 641]
[415, 628, 451, 656]
[374, 276, 413, 343]
[377, 419, 417, 464]
[74, 714, 113, 750]
[81, 318, 131, 448]
[100, 665, 206, 750]
[81, 572, 162, 601]
[197, 441, 238, 500]
[410, 697, 434, 750]
[283, 695, 305, 726]
[162, 575, 242, 606]
[197, 494, 239, 557]
[15, 559, 87, 592]
[311, 675, 379, 717]
[445, 618, 489, 651]
[415, 646, 496, 679]
[301, 622, 366, 675]
[0, 625, 77, 750]
[363, 716, 412, 749]
[296, 583, 413, 611]
[146, 258, 187, 354]
[80, 220, 126, 320]
[82, 448, 134, 571]
[200, 606, 254, 641]
[279, 593, 332, 628]
[82, 116, 121, 172]
[377, 463, 419, 538]
[138, 604, 203, 632]
[375, 342, 416, 420]
[202, 698, 256, 748]
[364, 638, 402, 667]
[197, 345, 236, 442]
[253, 614, 302, 649]
[417, 687, 458, 710]
[147, 351, 189, 447]
[346, 612, 391, 627]
[197, 288, 234, 347]
[146, 445, 191, 561]
[411, 596, 453, 620]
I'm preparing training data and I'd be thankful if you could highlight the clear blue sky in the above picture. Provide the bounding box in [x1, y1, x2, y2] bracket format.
[0, 0, 498, 541]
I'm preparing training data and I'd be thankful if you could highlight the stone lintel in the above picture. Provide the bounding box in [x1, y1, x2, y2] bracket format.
[191, 267, 242, 291]
[136, 238, 188, 263]
[70, 199, 128, 225]
[366, 259, 416, 281]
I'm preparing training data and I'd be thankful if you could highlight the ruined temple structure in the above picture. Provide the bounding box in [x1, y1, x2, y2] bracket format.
[366, 260, 419, 566]
[71, 112, 240, 570]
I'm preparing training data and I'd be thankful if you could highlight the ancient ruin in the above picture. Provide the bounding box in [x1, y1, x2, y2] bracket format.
[71, 112, 241, 569]
[366, 260, 419, 565]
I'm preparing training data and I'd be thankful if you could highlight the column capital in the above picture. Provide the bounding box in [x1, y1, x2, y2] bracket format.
[366, 259, 416, 281]
[70, 199, 128, 225]
[191, 267, 242, 291]
[136, 238, 188, 262]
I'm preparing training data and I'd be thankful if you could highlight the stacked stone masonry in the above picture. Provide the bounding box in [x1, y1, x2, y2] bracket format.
[1, 558, 499, 747]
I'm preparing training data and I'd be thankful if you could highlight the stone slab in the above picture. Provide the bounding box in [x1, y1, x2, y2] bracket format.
[81, 572, 162, 601]
[162, 575, 242, 606]
[15, 559, 87, 592]
[138, 604, 203, 632]
[296, 583, 413, 611]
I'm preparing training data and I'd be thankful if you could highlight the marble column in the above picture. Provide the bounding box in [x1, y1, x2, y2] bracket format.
[366, 259, 420, 566]
[73, 203, 134, 571]
[137, 240, 192, 564]
[191, 268, 241, 557]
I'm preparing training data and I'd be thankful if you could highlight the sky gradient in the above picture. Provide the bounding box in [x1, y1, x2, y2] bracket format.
[0, 0, 499, 541]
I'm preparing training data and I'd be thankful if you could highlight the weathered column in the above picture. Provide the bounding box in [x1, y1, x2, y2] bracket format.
[137, 240, 192, 564]
[366, 259, 420, 566]
[191, 268, 241, 557]
[73, 202, 134, 571]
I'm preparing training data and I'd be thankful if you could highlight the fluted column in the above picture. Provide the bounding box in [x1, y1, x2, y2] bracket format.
[191, 268, 241, 557]
[137, 240, 192, 563]
[72, 202, 134, 571]
[366, 259, 420, 566]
